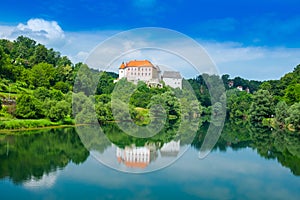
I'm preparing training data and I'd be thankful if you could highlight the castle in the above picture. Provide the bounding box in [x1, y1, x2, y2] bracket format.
[117, 60, 182, 89]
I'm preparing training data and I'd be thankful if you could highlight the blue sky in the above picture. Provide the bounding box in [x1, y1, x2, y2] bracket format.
[0, 0, 300, 80]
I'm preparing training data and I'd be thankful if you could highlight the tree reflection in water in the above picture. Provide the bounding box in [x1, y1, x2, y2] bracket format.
[192, 120, 300, 176]
[0, 128, 89, 184]
[0, 119, 299, 185]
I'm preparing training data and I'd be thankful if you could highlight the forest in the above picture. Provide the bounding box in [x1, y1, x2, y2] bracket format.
[0, 36, 299, 131]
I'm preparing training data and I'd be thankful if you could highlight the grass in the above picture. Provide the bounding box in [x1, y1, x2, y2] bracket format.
[134, 107, 150, 125]
[0, 119, 59, 130]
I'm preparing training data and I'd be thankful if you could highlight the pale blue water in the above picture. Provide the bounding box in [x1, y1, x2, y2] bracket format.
[0, 126, 299, 199]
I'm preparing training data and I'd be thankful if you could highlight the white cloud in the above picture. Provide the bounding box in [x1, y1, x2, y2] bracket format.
[0, 20, 299, 80]
[201, 41, 300, 80]
[0, 18, 66, 48]
[23, 171, 59, 189]
[0, 25, 14, 38]
[12, 18, 65, 47]
[84, 28, 218, 78]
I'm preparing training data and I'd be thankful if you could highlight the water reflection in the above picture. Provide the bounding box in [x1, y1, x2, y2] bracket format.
[192, 121, 300, 176]
[23, 171, 59, 189]
[0, 120, 299, 186]
[160, 140, 180, 157]
[116, 145, 151, 168]
[0, 128, 89, 184]
[76, 119, 197, 173]
[114, 140, 181, 169]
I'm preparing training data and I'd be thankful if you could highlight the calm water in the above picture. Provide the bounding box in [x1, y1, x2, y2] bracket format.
[0, 122, 299, 200]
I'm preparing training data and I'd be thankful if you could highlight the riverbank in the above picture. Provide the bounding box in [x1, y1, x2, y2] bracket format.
[0, 118, 76, 133]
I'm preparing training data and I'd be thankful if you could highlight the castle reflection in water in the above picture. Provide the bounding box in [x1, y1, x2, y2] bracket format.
[115, 140, 180, 168]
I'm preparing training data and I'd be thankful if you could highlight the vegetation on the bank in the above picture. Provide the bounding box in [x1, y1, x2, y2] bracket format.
[0, 36, 299, 131]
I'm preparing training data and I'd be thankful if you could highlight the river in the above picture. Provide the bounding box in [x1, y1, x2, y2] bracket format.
[0, 121, 299, 199]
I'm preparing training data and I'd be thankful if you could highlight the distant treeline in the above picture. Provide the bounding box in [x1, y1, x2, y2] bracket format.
[0, 36, 299, 131]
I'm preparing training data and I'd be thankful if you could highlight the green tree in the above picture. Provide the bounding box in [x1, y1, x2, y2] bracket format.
[0, 46, 15, 80]
[53, 81, 70, 93]
[96, 71, 115, 95]
[95, 102, 113, 122]
[259, 82, 272, 91]
[283, 84, 300, 105]
[226, 89, 252, 119]
[286, 102, 300, 130]
[148, 91, 180, 118]
[33, 87, 51, 101]
[50, 89, 64, 101]
[275, 101, 289, 127]
[30, 62, 55, 88]
[73, 63, 98, 96]
[45, 100, 71, 122]
[15, 94, 43, 119]
[31, 44, 48, 64]
[249, 89, 274, 123]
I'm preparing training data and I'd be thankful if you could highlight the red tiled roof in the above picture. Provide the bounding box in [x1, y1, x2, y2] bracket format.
[119, 62, 126, 69]
[124, 161, 149, 168]
[119, 60, 153, 69]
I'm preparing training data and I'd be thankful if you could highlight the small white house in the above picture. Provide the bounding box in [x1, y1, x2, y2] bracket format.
[162, 71, 182, 89]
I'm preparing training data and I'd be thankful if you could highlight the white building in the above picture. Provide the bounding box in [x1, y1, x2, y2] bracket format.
[162, 71, 182, 89]
[118, 60, 161, 84]
[160, 140, 180, 157]
[117, 60, 182, 89]
[237, 86, 243, 91]
[116, 146, 150, 168]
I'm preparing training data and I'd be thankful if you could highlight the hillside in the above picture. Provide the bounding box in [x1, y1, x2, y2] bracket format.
[0, 36, 299, 131]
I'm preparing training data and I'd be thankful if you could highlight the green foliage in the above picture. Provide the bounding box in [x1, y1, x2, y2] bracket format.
[95, 94, 111, 104]
[73, 93, 97, 124]
[33, 87, 51, 101]
[226, 89, 252, 119]
[30, 62, 55, 88]
[249, 89, 274, 123]
[148, 91, 180, 118]
[96, 71, 115, 95]
[259, 81, 272, 91]
[286, 103, 300, 130]
[73, 63, 98, 96]
[133, 107, 150, 125]
[95, 101, 113, 122]
[283, 84, 300, 105]
[50, 89, 64, 101]
[0, 128, 89, 183]
[0, 119, 56, 129]
[275, 101, 289, 127]
[15, 94, 43, 119]
[53, 81, 70, 93]
[231, 76, 261, 92]
[43, 100, 71, 122]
